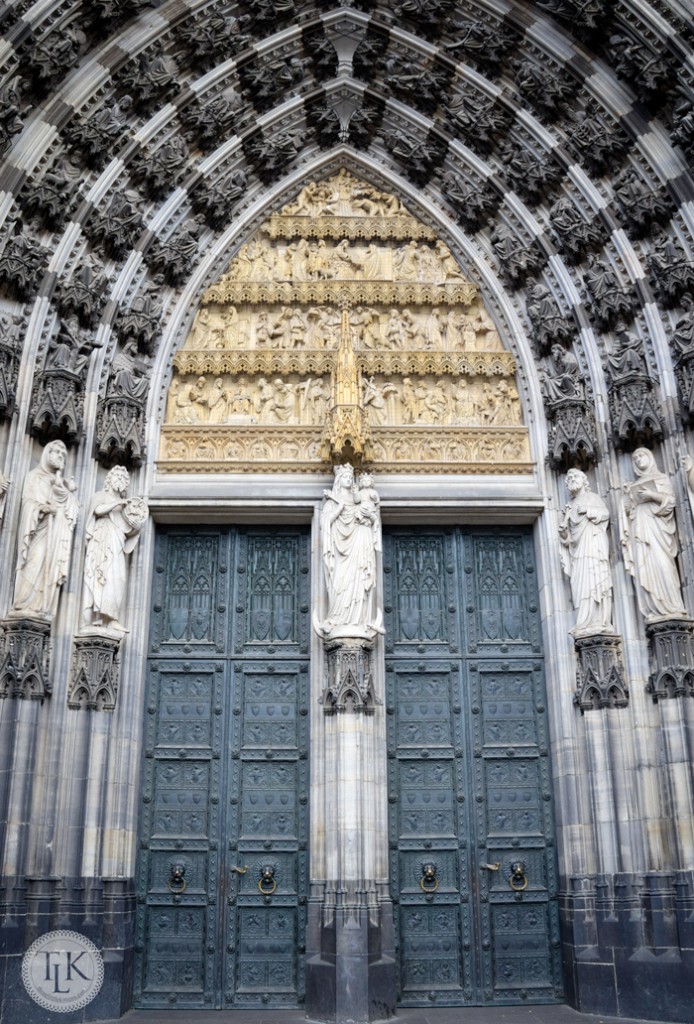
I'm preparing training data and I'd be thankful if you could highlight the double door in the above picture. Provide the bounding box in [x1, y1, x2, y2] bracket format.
[134, 527, 310, 1009]
[383, 527, 563, 1006]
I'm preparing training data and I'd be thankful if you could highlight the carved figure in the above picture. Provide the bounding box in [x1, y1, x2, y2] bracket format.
[606, 321, 648, 378]
[440, 170, 495, 230]
[0, 471, 9, 522]
[540, 344, 584, 403]
[82, 466, 148, 631]
[318, 463, 383, 637]
[206, 378, 229, 423]
[491, 223, 539, 288]
[526, 283, 574, 350]
[300, 377, 330, 423]
[11, 441, 80, 620]
[559, 469, 614, 635]
[0, 82, 23, 152]
[173, 376, 206, 423]
[363, 377, 396, 425]
[671, 297, 694, 360]
[614, 170, 668, 234]
[621, 448, 687, 621]
[109, 340, 150, 399]
[648, 230, 694, 307]
[584, 254, 632, 327]
[385, 308, 415, 349]
[490, 380, 521, 424]
[47, 315, 99, 375]
[0, 222, 47, 300]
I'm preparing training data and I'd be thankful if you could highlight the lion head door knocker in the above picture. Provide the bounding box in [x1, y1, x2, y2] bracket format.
[258, 863, 277, 895]
[420, 862, 439, 894]
[509, 860, 528, 892]
[168, 860, 187, 895]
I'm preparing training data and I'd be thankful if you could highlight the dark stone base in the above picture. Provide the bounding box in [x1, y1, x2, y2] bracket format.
[305, 882, 396, 1023]
[561, 871, 694, 1023]
[0, 875, 135, 1023]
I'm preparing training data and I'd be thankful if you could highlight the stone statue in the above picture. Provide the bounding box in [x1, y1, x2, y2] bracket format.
[606, 320, 648, 378]
[540, 344, 585, 403]
[0, 471, 9, 522]
[316, 464, 384, 638]
[671, 296, 694, 360]
[621, 448, 687, 621]
[11, 441, 80, 620]
[82, 467, 149, 632]
[559, 469, 614, 635]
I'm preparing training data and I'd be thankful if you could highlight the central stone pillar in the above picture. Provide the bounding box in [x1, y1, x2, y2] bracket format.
[306, 467, 396, 1023]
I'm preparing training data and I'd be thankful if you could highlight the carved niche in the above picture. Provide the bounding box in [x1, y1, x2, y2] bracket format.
[158, 170, 531, 476]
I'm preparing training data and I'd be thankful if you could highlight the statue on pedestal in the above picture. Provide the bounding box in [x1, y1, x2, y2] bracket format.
[315, 464, 383, 639]
[621, 448, 687, 621]
[82, 466, 149, 633]
[559, 469, 614, 635]
[10, 441, 79, 620]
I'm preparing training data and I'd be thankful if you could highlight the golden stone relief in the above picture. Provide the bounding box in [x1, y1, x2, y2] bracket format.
[159, 170, 532, 474]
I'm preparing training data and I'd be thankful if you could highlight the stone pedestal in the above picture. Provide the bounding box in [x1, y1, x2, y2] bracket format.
[645, 617, 694, 700]
[309, 626, 394, 1021]
[321, 635, 375, 714]
[0, 617, 51, 701]
[69, 632, 122, 710]
[306, 881, 396, 1023]
[573, 633, 628, 712]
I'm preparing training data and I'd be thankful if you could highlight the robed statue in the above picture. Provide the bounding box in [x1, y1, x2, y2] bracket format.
[621, 448, 687, 621]
[316, 464, 384, 639]
[558, 469, 614, 635]
[10, 440, 80, 620]
[82, 466, 149, 632]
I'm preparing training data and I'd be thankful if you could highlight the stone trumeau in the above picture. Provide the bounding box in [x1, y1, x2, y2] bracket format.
[0, 2, 692, 1023]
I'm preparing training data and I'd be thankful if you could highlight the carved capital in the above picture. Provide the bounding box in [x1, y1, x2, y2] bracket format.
[0, 618, 52, 702]
[573, 633, 628, 712]
[321, 636, 375, 715]
[96, 394, 146, 468]
[545, 398, 598, 470]
[29, 367, 84, 447]
[69, 633, 122, 711]
[607, 375, 664, 452]
[645, 618, 694, 702]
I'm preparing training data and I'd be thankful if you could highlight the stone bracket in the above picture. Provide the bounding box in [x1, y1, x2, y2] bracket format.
[0, 617, 52, 701]
[69, 632, 122, 711]
[645, 618, 694, 701]
[573, 632, 629, 712]
[321, 636, 375, 714]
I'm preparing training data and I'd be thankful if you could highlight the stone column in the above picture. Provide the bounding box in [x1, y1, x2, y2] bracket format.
[306, 470, 396, 1023]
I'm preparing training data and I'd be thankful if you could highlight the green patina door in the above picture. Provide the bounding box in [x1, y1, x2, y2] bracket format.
[384, 527, 563, 1007]
[134, 527, 310, 1009]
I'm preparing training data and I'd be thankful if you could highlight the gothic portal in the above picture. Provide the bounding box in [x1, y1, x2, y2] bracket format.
[0, 3, 693, 1024]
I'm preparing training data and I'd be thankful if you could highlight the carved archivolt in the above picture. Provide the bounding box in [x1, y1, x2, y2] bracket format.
[159, 170, 531, 474]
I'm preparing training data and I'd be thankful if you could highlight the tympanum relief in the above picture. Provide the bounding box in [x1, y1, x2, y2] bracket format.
[159, 170, 530, 474]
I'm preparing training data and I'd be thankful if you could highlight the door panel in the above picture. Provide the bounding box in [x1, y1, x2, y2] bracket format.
[135, 527, 309, 1010]
[384, 528, 562, 1007]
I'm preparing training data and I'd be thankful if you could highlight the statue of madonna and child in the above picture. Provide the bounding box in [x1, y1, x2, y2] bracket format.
[314, 463, 385, 640]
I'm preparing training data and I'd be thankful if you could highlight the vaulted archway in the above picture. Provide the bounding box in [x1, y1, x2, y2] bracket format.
[0, 3, 693, 1022]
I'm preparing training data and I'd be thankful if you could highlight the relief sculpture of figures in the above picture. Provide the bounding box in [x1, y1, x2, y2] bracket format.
[82, 467, 149, 632]
[621, 448, 688, 621]
[315, 464, 384, 639]
[559, 469, 614, 635]
[10, 441, 80, 620]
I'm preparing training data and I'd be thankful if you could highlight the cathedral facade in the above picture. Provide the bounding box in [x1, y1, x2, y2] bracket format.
[0, 2, 693, 1022]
